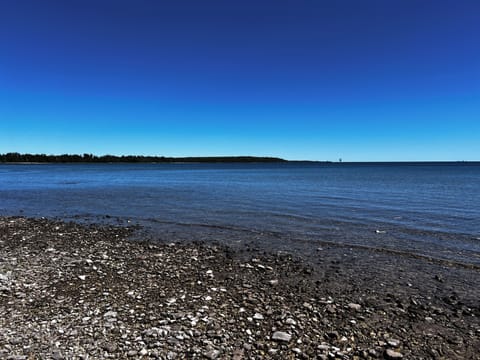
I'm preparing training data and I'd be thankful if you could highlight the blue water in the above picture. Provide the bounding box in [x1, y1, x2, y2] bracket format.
[1, 163, 479, 265]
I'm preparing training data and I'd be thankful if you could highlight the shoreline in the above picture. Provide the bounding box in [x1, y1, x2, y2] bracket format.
[1, 217, 479, 359]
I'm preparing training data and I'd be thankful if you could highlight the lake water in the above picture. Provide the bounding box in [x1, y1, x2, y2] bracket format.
[1, 163, 479, 265]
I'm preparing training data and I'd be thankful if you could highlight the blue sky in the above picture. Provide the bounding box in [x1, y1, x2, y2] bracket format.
[1, 0, 479, 161]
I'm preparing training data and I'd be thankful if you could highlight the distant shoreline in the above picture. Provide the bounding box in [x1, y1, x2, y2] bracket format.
[0, 153, 478, 164]
[0, 153, 289, 164]
[1, 160, 479, 165]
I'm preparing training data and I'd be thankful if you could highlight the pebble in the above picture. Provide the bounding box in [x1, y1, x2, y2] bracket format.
[285, 318, 297, 325]
[104, 311, 117, 318]
[232, 349, 244, 360]
[102, 342, 117, 353]
[348, 303, 361, 311]
[203, 349, 221, 359]
[272, 331, 292, 342]
[386, 349, 404, 359]
[387, 339, 401, 347]
[303, 302, 313, 309]
[253, 313, 264, 320]
[9, 337, 22, 345]
[51, 351, 63, 360]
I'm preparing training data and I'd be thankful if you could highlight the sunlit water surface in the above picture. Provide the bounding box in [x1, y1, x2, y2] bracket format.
[1, 163, 479, 265]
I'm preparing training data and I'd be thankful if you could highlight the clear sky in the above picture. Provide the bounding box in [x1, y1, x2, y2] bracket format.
[1, 0, 479, 161]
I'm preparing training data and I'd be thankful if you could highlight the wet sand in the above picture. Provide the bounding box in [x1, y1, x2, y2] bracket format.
[0, 217, 479, 359]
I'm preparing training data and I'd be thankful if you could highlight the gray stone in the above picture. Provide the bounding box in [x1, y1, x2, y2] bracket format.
[104, 311, 118, 318]
[348, 303, 361, 311]
[232, 349, 244, 360]
[203, 349, 221, 359]
[9, 337, 22, 345]
[387, 339, 401, 347]
[102, 342, 118, 353]
[139, 348, 148, 356]
[285, 318, 297, 325]
[386, 349, 404, 359]
[51, 351, 63, 360]
[272, 331, 292, 342]
[253, 313, 264, 320]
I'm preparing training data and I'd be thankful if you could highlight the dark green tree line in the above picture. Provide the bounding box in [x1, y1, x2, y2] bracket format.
[0, 153, 286, 163]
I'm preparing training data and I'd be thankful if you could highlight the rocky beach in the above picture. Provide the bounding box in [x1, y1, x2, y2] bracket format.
[0, 217, 479, 359]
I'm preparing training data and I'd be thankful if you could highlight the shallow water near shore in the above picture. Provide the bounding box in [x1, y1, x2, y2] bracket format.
[0, 162, 479, 265]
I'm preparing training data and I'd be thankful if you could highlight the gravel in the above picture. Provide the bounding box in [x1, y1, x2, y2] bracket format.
[0, 216, 479, 359]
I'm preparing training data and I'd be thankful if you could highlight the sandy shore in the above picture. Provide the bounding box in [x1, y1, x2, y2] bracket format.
[0, 217, 479, 359]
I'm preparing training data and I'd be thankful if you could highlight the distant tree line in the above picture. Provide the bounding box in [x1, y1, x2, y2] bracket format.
[0, 153, 287, 163]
